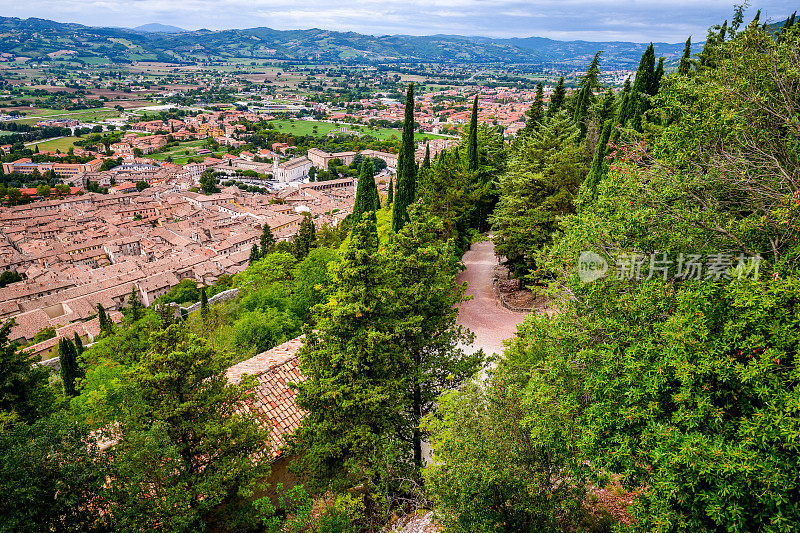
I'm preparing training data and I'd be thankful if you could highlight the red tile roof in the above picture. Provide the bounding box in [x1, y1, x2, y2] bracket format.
[226, 336, 305, 459]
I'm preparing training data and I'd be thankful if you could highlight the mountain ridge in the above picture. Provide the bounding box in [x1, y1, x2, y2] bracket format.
[0, 16, 700, 67]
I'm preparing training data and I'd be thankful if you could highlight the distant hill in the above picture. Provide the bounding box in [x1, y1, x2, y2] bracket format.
[0, 16, 701, 68]
[132, 23, 187, 34]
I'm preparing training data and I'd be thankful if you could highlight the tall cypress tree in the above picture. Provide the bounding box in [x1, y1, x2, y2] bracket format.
[387, 214, 483, 469]
[584, 119, 614, 198]
[677, 36, 692, 75]
[58, 337, 81, 397]
[651, 57, 665, 96]
[249, 244, 260, 263]
[200, 287, 209, 322]
[260, 223, 275, 256]
[126, 287, 144, 322]
[73, 332, 84, 355]
[630, 43, 655, 132]
[422, 144, 431, 170]
[353, 160, 379, 223]
[97, 303, 113, 336]
[523, 83, 544, 135]
[294, 213, 316, 259]
[597, 88, 616, 125]
[611, 78, 631, 142]
[467, 94, 479, 171]
[291, 210, 406, 491]
[392, 83, 416, 233]
[547, 76, 566, 117]
[387, 178, 394, 205]
[777, 13, 796, 43]
[572, 52, 602, 132]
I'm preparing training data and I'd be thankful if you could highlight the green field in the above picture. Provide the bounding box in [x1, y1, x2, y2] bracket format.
[148, 139, 227, 165]
[267, 119, 448, 142]
[13, 108, 120, 125]
[30, 136, 80, 152]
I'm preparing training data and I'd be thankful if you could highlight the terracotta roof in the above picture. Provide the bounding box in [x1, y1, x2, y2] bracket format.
[226, 336, 306, 458]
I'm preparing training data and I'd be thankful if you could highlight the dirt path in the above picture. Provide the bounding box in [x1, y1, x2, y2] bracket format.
[457, 238, 527, 356]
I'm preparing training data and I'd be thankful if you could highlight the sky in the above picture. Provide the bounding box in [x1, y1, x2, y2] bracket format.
[0, 0, 793, 43]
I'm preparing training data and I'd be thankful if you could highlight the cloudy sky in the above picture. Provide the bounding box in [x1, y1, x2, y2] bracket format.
[0, 0, 793, 42]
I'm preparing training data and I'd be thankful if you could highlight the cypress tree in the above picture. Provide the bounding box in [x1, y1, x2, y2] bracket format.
[584, 119, 614, 198]
[290, 209, 402, 490]
[598, 88, 616, 125]
[294, 213, 316, 259]
[73, 332, 84, 355]
[422, 144, 431, 170]
[653, 57, 665, 94]
[387, 178, 393, 205]
[353, 160, 379, 223]
[467, 94, 479, 171]
[523, 83, 544, 134]
[572, 85, 588, 124]
[718, 20, 728, 42]
[200, 286, 209, 322]
[126, 287, 144, 322]
[249, 244, 260, 263]
[677, 36, 692, 75]
[547, 76, 566, 117]
[58, 337, 81, 397]
[572, 51, 602, 135]
[632, 43, 655, 96]
[97, 303, 113, 336]
[392, 83, 416, 233]
[260, 223, 275, 256]
[611, 79, 631, 142]
[779, 12, 797, 43]
[630, 43, 655, 132]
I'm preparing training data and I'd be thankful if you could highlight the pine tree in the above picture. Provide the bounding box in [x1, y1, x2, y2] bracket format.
[58, 337, 81, 398]
[387, 177, 394, 205]
[392, 83, 417, 233]
[260, 223, 275, 256]
[677, 36, 692, 75]
[547, 76, 566, 117]
[72, 332, 83, 355]
[126, 287, 144, 322]
[467, 94, 479, 171]
[522, 83, 544, 135]
[249, 244, 260, 263]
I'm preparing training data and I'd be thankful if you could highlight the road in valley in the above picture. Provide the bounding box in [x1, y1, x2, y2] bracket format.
[456, 238, 527, 356]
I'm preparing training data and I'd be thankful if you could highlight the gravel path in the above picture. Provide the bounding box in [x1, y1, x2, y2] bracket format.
[457, 238, 528, 356]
